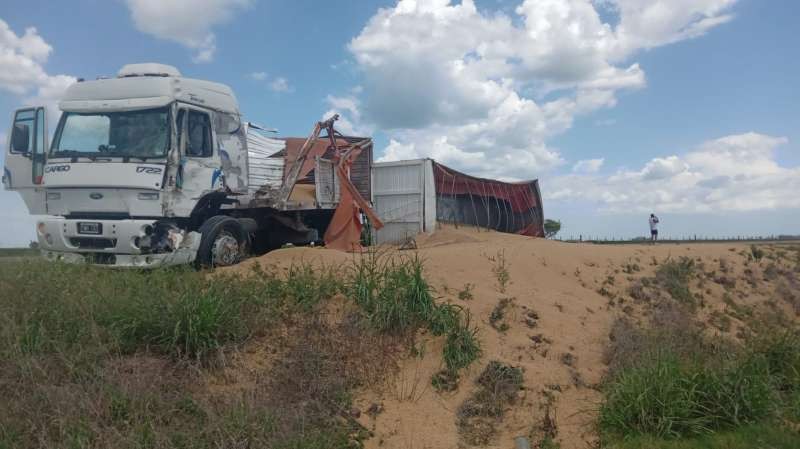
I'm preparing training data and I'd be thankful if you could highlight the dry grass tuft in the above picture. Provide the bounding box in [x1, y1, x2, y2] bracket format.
[457, 361, 523, 445]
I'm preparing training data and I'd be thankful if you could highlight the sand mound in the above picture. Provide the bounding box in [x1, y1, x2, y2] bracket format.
[415, 225, 484, 247]
[219, 228, 799, 449]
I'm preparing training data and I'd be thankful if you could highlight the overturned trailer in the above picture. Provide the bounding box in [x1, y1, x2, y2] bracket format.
[371, 159, 544, 244]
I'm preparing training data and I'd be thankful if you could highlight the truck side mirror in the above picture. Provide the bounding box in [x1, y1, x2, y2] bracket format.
[11, 123, 30, 154]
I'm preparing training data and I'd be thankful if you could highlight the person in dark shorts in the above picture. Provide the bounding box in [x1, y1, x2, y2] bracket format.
[649, 213, 660, 242]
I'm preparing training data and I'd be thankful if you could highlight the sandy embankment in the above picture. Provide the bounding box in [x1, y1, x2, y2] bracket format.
[220, 226, 798, 449]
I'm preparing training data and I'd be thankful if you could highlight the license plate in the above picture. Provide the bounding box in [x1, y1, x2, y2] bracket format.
[77, 222, 102, 235]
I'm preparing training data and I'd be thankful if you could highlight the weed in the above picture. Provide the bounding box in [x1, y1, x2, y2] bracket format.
[443, 312, 482, 373]
[489, 297, 514, 332]
[488, 250, 511, 293]
[431, 369, 460, 392]
[709, 310, 732, 333]
[750, 245, 765, 262]
[457, 361, 523, 445]
[559, 353, 576, 367]
[627, 280, 651, 302]
[458, 283, 475, 301]
[428, 303, 462, 336]
[655, 257, 696, 305]
[776, 275, 800, 315]
[597, 286, 614, 298]
[764, 262, 781, 281]
[623, 261, 641, 274]
[722, 294, 753, 321]
[539, 436, 561, 449]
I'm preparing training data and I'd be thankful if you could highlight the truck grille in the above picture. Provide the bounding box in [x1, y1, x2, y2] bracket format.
[70, 237, 117, 249]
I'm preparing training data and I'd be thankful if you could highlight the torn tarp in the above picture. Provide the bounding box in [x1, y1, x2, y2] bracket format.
[433, 162, 545, 237]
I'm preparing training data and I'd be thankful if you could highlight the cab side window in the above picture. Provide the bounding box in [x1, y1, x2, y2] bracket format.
[186, 110, 212, 157]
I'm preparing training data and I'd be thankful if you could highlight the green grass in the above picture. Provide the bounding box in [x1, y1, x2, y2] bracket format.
[604, 423, 800, 449]
[443, 311, 482, 373]
[0, 261, 291, 360]
[0, 260, 364, 449]
[0, 247, 39, 257]
[348, 251, 436, 333]
[0, 253, 473, 449]
[347, 250, 482, 375]
[600, 324, 800, 443]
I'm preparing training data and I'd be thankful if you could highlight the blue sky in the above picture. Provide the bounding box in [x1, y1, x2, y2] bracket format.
[1, 0, 798, 245]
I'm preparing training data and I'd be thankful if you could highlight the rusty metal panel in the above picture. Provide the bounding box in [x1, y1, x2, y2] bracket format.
[315, 157, 340, 208]
[349, 141, 372, 201]
[282, 137, 372, 201]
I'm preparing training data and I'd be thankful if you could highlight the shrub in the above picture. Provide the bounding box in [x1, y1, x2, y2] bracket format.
[655, 257, 696, 305]
[750, 245, 765, 262]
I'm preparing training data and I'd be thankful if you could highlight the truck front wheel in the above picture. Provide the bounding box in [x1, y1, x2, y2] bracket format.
[196, 216, 248, 268]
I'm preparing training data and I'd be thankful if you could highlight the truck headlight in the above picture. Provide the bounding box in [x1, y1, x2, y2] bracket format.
[137, 192, 159, 200]
[46, 192, 61, 200]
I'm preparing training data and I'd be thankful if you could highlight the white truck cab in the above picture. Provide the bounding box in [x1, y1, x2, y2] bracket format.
[3, 63, 361, 267]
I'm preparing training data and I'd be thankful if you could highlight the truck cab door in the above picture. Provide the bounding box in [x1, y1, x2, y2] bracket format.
[2, 107, 48, 214]
[166, 105, 221, 216]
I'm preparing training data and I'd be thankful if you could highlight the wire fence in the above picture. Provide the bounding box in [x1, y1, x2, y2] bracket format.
[555, 235, 800, 245]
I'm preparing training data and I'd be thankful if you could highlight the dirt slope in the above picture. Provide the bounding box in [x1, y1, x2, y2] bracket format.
[225, 226, 799, 449]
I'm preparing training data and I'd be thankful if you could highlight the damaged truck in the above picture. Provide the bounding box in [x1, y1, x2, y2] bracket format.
[2, 63, 380, 268]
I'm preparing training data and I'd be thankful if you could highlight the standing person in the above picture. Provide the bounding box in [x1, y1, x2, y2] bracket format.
[649, 213, 660, 243]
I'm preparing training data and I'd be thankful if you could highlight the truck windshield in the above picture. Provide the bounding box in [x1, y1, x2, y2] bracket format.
[51, 107, 170, 159]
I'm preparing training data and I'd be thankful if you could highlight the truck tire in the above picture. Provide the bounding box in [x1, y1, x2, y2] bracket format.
[196, 215, 248, 268]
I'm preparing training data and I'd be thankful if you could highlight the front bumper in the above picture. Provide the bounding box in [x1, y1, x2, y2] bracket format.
[36, 217, 200, 268]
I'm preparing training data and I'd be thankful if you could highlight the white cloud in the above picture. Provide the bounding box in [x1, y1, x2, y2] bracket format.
[323, 95, 371, 137]
[610, 0, 737, 57]
[547, 132, 799, 213]
[269, 77, 291, 93]
[640, 155, 688, 180]
[249, 72, 293, 92]
[125, 0, 251, 63]
[343, 0, 736, 179]
[573, 158, 604, 173]
[0, 19, 75, 123]
[249, 71, 267, 81]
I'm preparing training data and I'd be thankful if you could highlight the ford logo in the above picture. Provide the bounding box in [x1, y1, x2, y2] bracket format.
[89, 192, 103, 200]
[45, 164, 70, 173]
